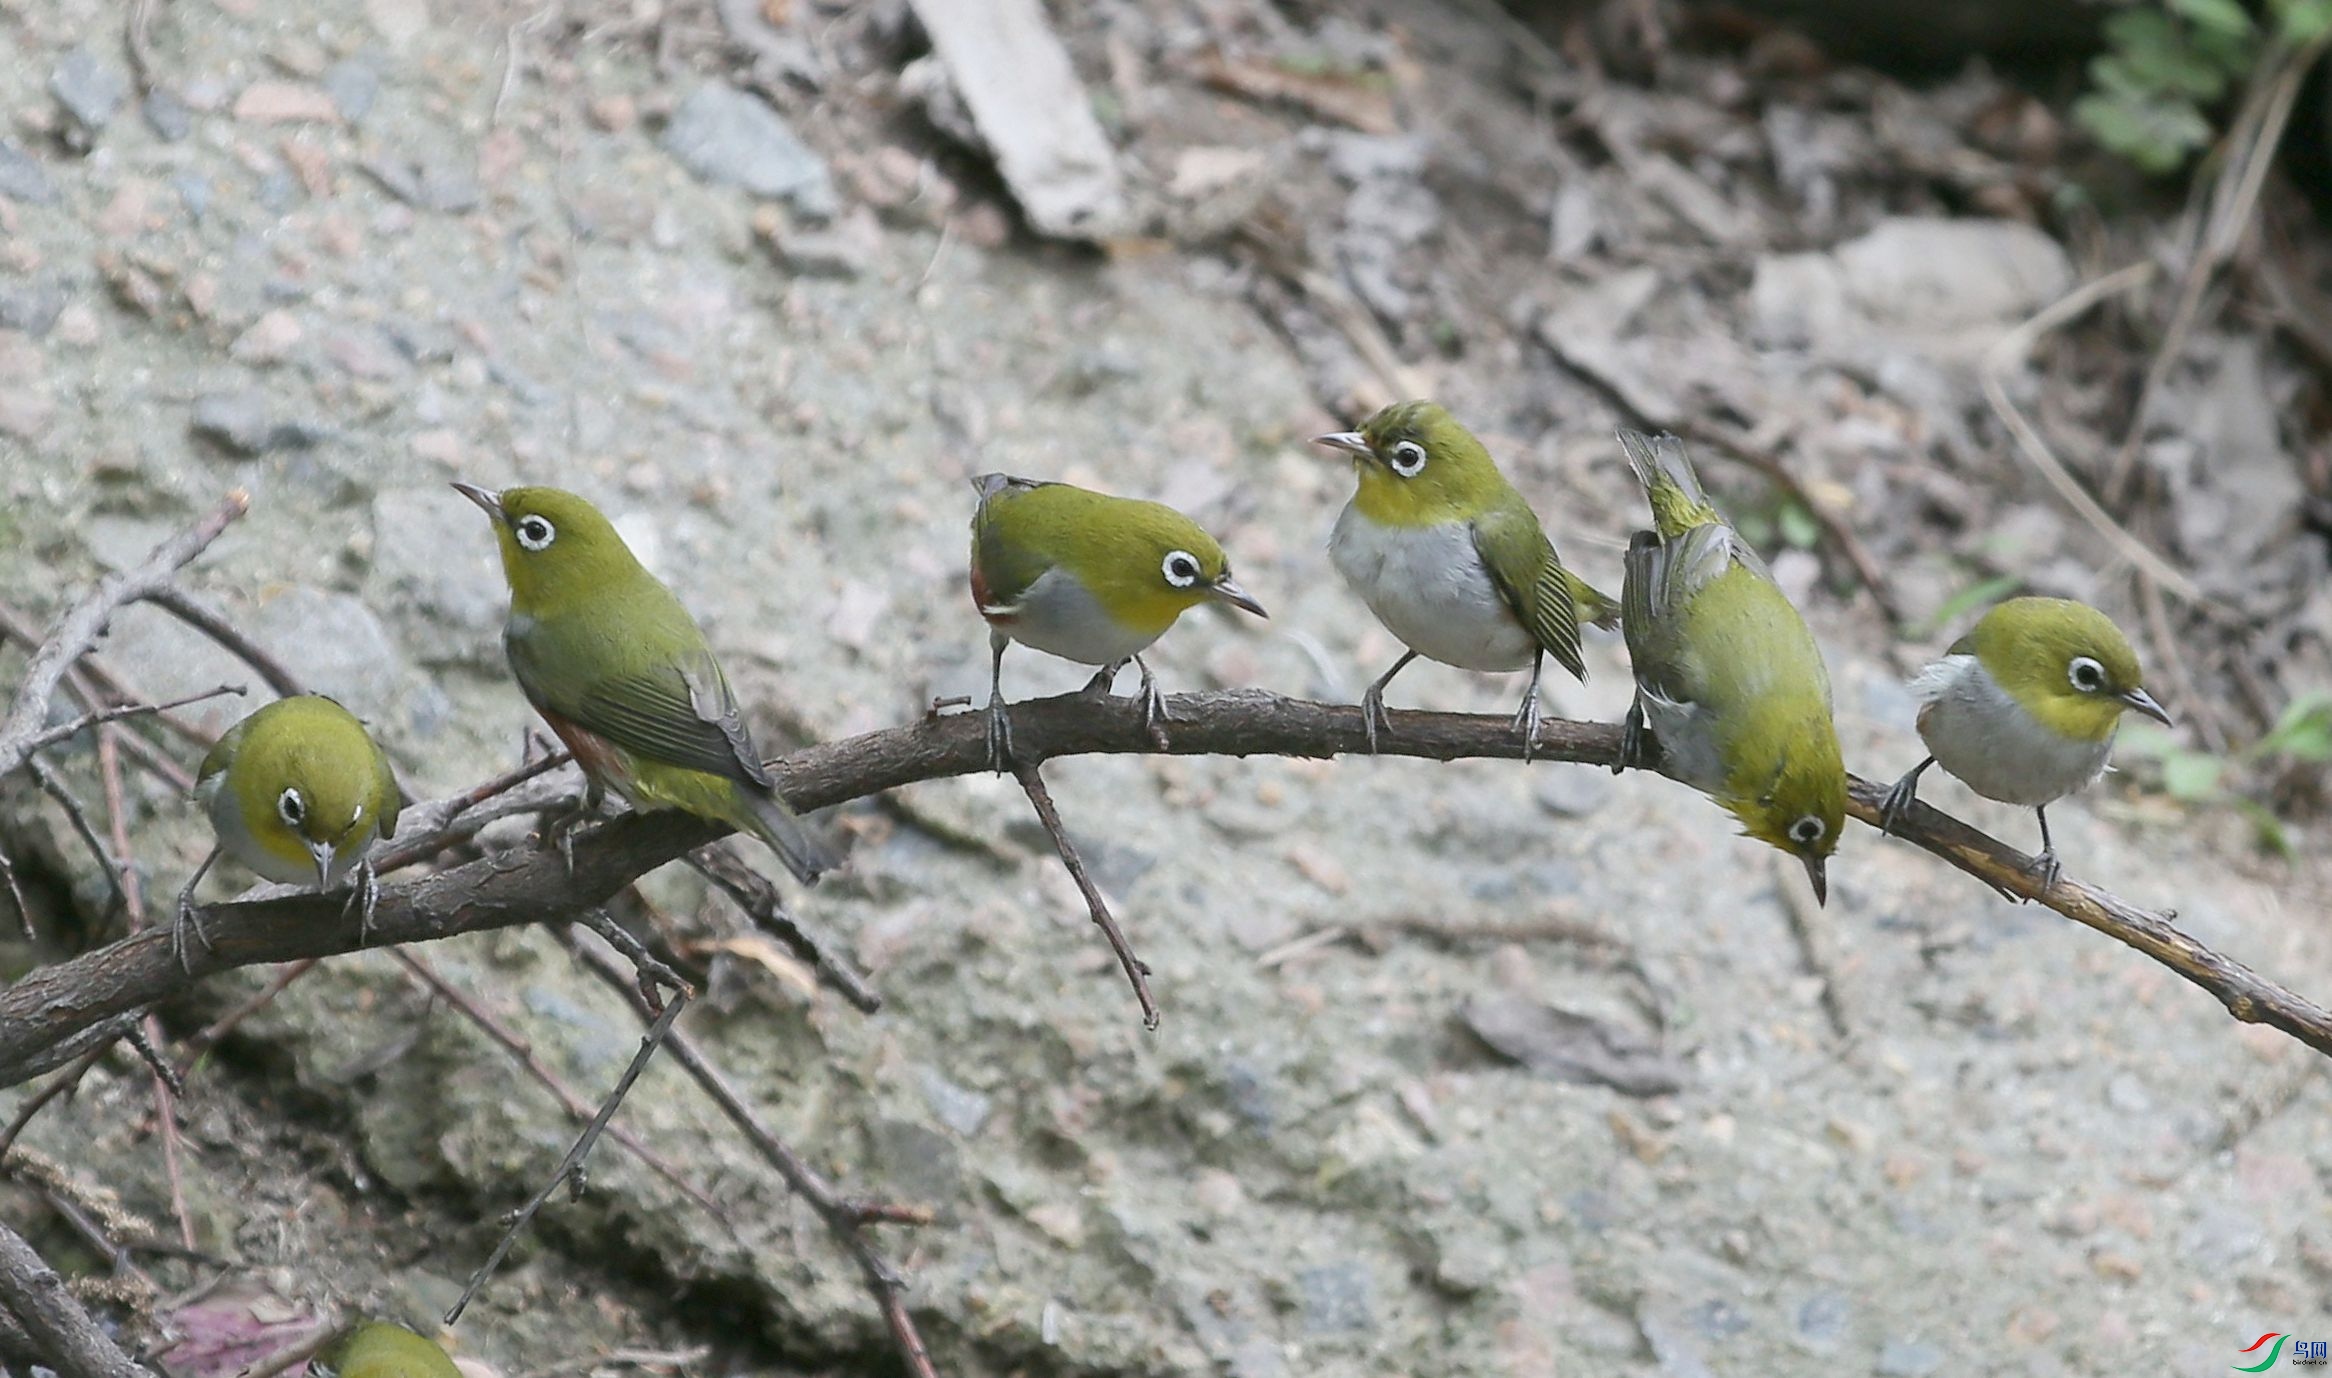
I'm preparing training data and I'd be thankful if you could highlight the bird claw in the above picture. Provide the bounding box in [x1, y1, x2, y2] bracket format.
[1614, 702, 1648, 775]
[1877, 781, 1914, 836]
[1359, 686, 1390, 755]
[1510, 689, 1543, 763]
[2023, 849, 2062, 896]
[1134, 658, 1170, 750]
[985, 697, 1016, 774]
[341, 860, 380, 947]
[171, 892, 212, 975]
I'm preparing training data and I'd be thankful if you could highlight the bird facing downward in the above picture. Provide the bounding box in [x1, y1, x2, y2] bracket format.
[1880, 596, 2171, 891]
[177, 694, 401, 971]
[1613, 430, 1845, 904]
[1316, 401, 1619, 756]
[968, 473, 1266, 769]
[455, 482, 837, 884]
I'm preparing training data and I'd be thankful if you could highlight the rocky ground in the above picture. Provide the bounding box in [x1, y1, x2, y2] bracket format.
[2, 0, 2330, 1375]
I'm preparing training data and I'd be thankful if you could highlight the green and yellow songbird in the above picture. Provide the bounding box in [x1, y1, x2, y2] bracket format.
[455, 484, 836, 883]
[177, 695, 401, 970]
[1315, 402, 1619, 755]
[968, 474, 1266, 768]
[1612, 430, 1844, 903]
[1880, 596, 2171, 890]
[309, 1321, 461, 1378]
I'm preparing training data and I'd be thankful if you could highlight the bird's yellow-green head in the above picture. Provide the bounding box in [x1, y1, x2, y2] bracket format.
[452, 483, 647, 618]
[1962, 597, 2171, 744]
[208, 696, 397, 889]
[1723, 726, 1846, 904]
[1314, 401, 1512, 527]
[973, 477, 1267, 637]
[311, 1321, 462, 1378]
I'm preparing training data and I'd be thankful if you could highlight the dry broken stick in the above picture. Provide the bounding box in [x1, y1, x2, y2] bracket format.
[0, 492, 249, 782]
[4, 689, 2328, 1064]
[684, 844, 882, 1013]
[0, 1218, 153, 1378]
[444, 991, 688, 1325]
[1011, 761, 1159, 1030]
[565, 940, 939, 1378]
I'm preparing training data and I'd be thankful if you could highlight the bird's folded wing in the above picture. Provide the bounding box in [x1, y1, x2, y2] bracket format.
[1472, 504, 1584, 678]
[563, 650, 776, 788]
[196, 716, 249, 787]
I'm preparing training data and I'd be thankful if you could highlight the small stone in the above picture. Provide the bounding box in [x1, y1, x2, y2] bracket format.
[249, 588, 407, 719]
[361, 157, 479, 213]
[322, 326, 407, 379]
[1535, 767, 1613, 818]
[408, 427, 464, 468]
[364, 0, 430, 50]
[586, 92, 636, 132]
[1875, 1338, 1944, 1377]
[2104, 1073, 2151, 1113]
[661, 82, 836, 217]
[174, 171, 213, 221]
[143, 87, 194, 141]
[0, 280, 67, 337]
[53, 302, 99, 347]
[233, 80, 341, 124]
[0, 388, 54, 440]
[772, 205, 880, 279]
[230, 308, 305, 364]
[0, 142, 58, 205]
[321, 59, 380, 122]
[916, 1066, 992, 1136]
[50, 46, 129, 147]
[1296, 1264, 1372, 1335]
[191, 389, 326, 455]
[1794, 1292, 1850, 1353]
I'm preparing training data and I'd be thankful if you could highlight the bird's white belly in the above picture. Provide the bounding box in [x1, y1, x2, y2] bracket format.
[200, 772, 373, 886]
[1329, 508, 1533, 672]
[996, 566, 1163, 668]
[1911, 654, 2114, 806]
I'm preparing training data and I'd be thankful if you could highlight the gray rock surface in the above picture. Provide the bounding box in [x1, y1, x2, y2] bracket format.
[661, 82, 836, 217]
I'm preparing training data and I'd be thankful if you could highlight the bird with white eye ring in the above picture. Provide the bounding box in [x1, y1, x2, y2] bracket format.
[966, 474, 1267, 769]
[176, 695, 402, 971]
[1880, 596, 2172, 891]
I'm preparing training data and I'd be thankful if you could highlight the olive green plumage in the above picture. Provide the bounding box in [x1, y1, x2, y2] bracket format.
[455, 483, 837, 884]
[1615, 430, 1845, 903]
[311, 1322, 461, 1378]
[177, 694, 400, 969]
[1317, 400, 1618, 754]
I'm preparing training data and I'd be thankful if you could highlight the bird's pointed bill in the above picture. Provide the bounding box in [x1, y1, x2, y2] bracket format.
[450, 482, 504, 518]
[1802, 854, 1828, 907]
[2120, 687, 2173, 727]
[1210, 577, 1268, 618]
[310, 840, 337, 892]
[1312, 431, 1371, 458]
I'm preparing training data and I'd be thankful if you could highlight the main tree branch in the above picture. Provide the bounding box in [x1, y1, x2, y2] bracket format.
[1, 688, 2326, 1081]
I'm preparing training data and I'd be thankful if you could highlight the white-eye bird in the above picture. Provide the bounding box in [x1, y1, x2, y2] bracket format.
[1880, 596, 2172, 889]
[1317, 401, 1620, 756]
[968, 473, 1267, 768]
[1613, 430, 1845, 903]
[177, 695, 401, 970]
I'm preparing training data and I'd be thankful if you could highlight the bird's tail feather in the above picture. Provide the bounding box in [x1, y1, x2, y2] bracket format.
[740, 787, 840, 884]
[1617, 430, 1719, 539]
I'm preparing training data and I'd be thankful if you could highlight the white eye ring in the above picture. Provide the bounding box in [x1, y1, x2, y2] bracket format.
[1788, 815, 1824, 846]
[2068, 656, 2105, 692]
[1161, 550, 1201, 588]
[1387, 439, 1428, 477]
[277, 788, 306, 828]
[514, 515, 556, 551]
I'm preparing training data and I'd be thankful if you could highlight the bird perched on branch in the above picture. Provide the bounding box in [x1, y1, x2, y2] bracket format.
[968, 473, 1266, 769]
[1315, 401, 1618, 756]
[177, 695, 401, 970]
[1613, 430, 1844, 903]
[455, 483, 836, 884]
[1880, 596, 2172, 890]
[310, 1321, 461, 1378]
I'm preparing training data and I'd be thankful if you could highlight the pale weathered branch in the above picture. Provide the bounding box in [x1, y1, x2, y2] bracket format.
[1, 688, 2325, 1080]
[0, 1219, 153, 1378]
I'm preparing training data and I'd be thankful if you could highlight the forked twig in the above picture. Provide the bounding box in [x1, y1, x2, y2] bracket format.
[684, 845, 882, 1012]
[1011, 761, 1159, 1030]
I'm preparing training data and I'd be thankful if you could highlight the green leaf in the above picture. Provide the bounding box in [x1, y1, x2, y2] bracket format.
[2252, 691, 2332, 762]
[2074, 90, 2213, 173]
[1924, 574, 2024, 637]
[1776, 501, 1821, 551]
[2170, 0, 2256, 40]
[2274, 0, 2332, 41]
[2160, 749, 2224, 801]
[2231, 798, 2296, 860]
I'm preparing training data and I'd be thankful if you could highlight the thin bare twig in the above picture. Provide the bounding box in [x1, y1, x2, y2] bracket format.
[0, 492, 249, 782]
[0, 1218, 153, 1378]
[1010, 761, 1159, 1030]
[175, 960, 318, 1073]
[390, 951, 730, 1226]
[566, 941, 939, 1378]
[137, 588, 305, 701]
[0, 1046, 112, 1160]
[444, 991, 686, 1325]
[0, 845, 29, 938]
[18, 685, 245, 760]
[25, 757, 130, 919]
[684, 846, 882, 1013]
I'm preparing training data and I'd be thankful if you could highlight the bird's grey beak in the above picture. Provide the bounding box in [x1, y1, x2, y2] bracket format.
[1801, 853, 1828, 907]
[310, 840, 337, 892]
[1209, 576, 1268, 619]
[2120, 687, 2173, 727]
[1312, 431, 1372, 459]
[450, 482, 504, 520]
